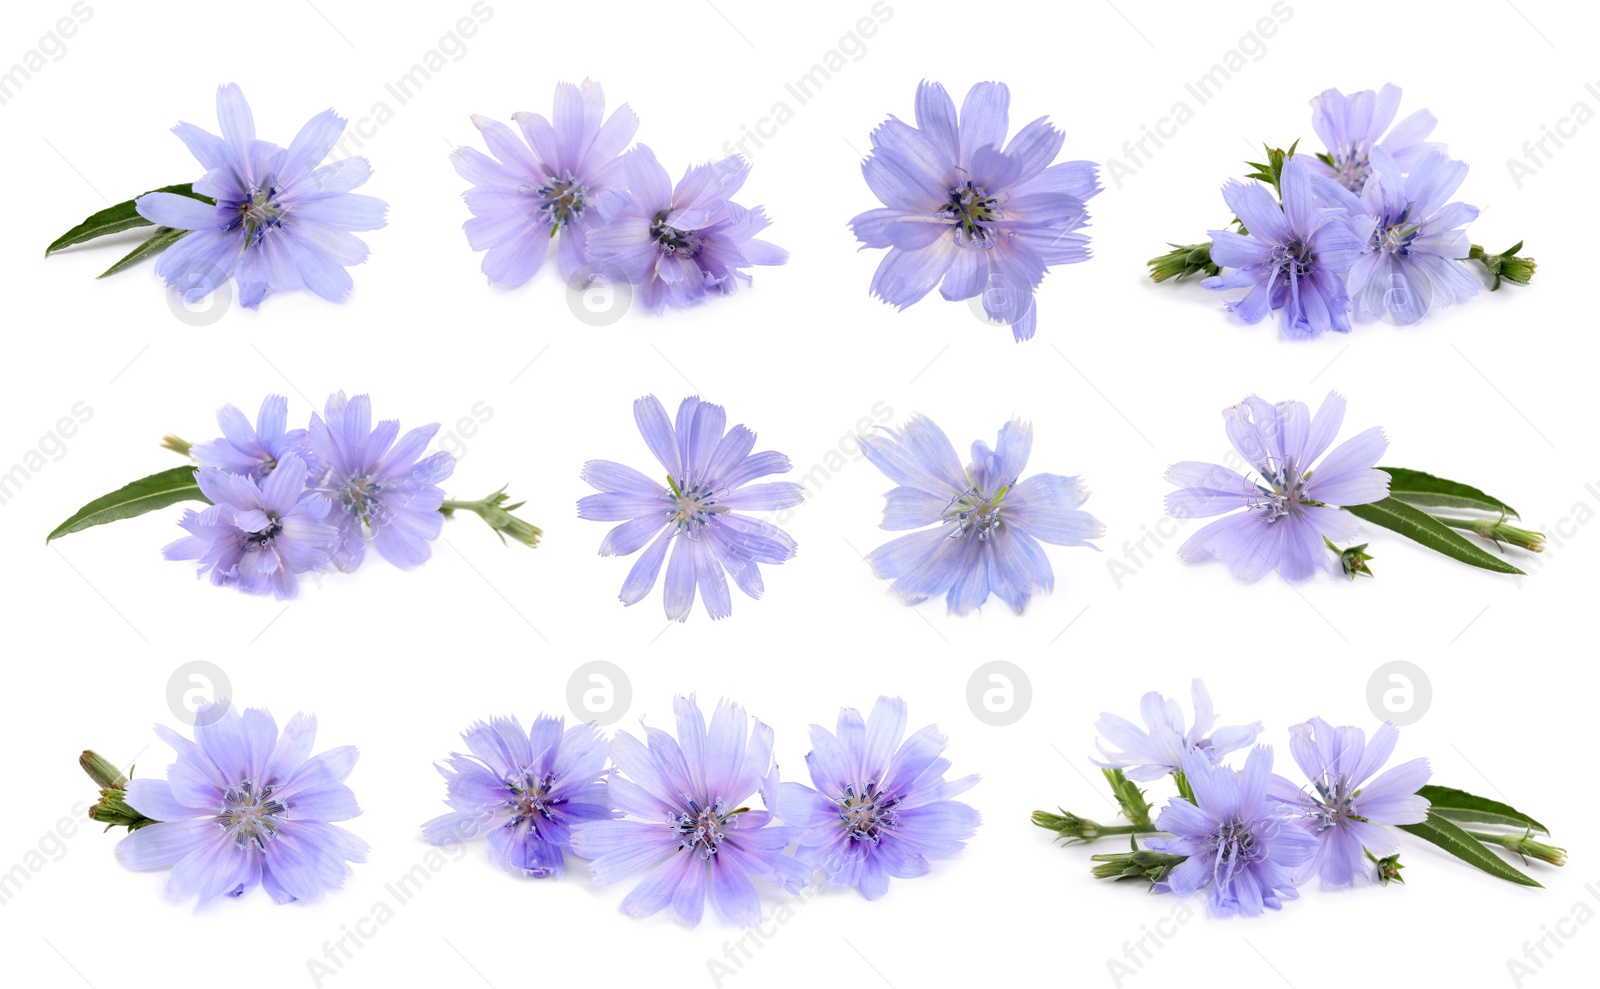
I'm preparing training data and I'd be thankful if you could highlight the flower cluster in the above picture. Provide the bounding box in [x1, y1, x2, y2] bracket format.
[454, 79, 785, 311]
[49, 393, 540, 600]
[426, 696, 980, 925]
[1150, 84, 1534, 336]
[132, 84, 387, 308]
[851, 80, 1101, 342]
[1034, 680, 1565, 917]
[1165, 390, 1544, 583]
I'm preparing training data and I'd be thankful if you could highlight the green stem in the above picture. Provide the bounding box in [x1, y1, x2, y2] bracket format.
[439, 487, 542, 548]
[1464, 830, 1567, 866]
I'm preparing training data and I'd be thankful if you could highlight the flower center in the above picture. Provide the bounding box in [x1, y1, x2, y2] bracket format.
[941, 181, 1003, 247]
[1268, 239, 1314, 280]
[339, 474, 383, 523]
[216, 777, 287, 851]
[945, 483, 1007, 540]
[670, 796, 743, 859]
[836, 778, 900, 844]
[1307, 772, 1359, 831]
[534, 171, 588, 228]
[651, 214, 703, 258]
[665, 475, 724, 534]
[1373, 207, 1418, 256]
[1251, 460, 1308, 523]
[230, 182, 286, 244]
[1206, 818, 1265, 886]
[1330, 152, 1371, 193]
[239, 514, 283, 551]
[506, 769, 561, 825]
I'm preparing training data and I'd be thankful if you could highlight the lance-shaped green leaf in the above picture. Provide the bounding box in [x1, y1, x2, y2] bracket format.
[1398, 811, 1541, 887]
[1342, 498, 1524, 575]
[46, 465, 206, 543]
[1418, 785, 1549, 835]
[1380, 467, 1520, 518]
[99, 226, 190, 278]
[45, 184, 211, 256]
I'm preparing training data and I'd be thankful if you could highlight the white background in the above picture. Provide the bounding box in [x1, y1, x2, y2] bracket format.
[1, 1, 1596, 987]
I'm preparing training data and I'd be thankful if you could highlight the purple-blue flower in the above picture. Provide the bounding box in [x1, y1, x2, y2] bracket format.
[135, 84, 387, 308]
[780, 697, 979, 900]
[848, 80, 1100, 342]
[191, 394, 318, 482]
[1309, 83, 1441, 193]
[1313, 148, 1480, 325]
[1269, 717, 1431, 888]
[308, 392, 456, 573]
[452, 79, 638, 286]
[858, 414, 1103, 615]
[578, 395, 802, 621]
[585, 147, 786, 311]
[1203, 156, 1365, 337]
[568, 696, 808, 926]
[1093, 679, 1263, 782]
[162, 453, 337, 600]
[115, 702, 367, 904]
[1147, 746, 1316, 917]
[421, 715, 614, 878]
[1167, 392, 1389, 582]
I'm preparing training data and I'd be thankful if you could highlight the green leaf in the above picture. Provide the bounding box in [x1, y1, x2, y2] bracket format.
[1399, 811, 1541, 887]
[46, 466, 206, 543]
[1342, 498, 1524, 575]
[1418, 785, 1549, 835]
[98, 226, 190, 278]
[45, 184, 211, 256]
[1380, 467, 1520, 518]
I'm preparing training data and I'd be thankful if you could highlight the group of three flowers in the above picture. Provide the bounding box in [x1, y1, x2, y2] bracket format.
[92, 694, 977, 926]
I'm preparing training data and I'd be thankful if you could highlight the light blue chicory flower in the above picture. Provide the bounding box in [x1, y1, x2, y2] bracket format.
[1093, 679, 1263, 782]
[135, 84, 386, 308]
[114, 702, 368, 904]
[849, 80, 1100, 341]
[781, 697, 979, 900]
[191, 394, 318, 482]
[858, 414, 1103, 614]
[1308, 83, 1442, 193]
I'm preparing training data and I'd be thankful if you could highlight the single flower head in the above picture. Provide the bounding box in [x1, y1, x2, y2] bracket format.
[1269, 717, 1431, 888]
[114, 702, 367, 904]
[308, 392, 456, 573]
[578, 395, 801, 621]
[858, 414, 1103, 614]
[1147, 746, 1317, 917]
[421, 715, 614, 878]
[191, 394, 318, 481]
[568, 695, 808, 927]
[1203, 155, 1365, 338]
[162, 453, 337, 600]
[585, 147, 786, 311]
[1166, 391, 1389, 582]
[1309, 83, 1442, 193]
[1314, 147, 1480, 325]
[452, 79, 639, 286]
[135, 84, 387, 308]
[849, 80, 1100, 342]
[780, 697, 980, 900]
[1093, 679, 1263, 782]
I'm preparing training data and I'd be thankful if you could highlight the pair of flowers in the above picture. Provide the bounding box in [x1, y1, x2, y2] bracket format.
[1155, 84, 1533, 335]
[82, 82, 784, 313]
[98, 696, 980, 926]
[579, 395, 1105, 621]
